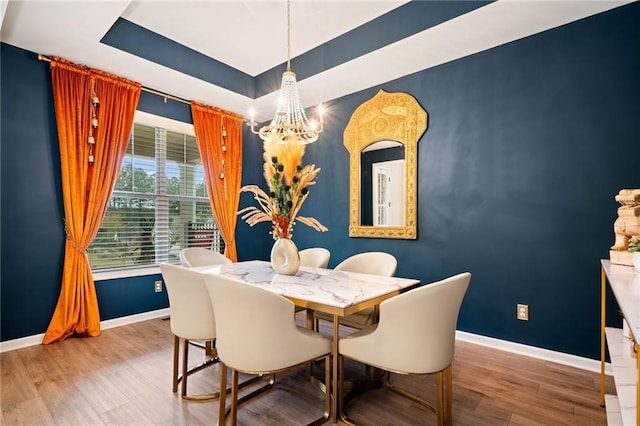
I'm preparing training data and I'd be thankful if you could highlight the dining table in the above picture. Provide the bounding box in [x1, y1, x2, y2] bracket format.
[197, 260, 420, 424]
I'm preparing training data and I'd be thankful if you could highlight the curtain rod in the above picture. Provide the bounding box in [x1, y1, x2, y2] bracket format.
[37, 54, 190, 105]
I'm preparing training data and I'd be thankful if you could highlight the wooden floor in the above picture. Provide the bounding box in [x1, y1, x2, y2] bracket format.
[1, 314, 613, 425]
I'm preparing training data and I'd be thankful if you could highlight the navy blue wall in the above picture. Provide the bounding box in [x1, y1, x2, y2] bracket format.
[2, 3, 639, 360]
[285, 4, 640, 359]
[0, 43, 269, 341]
[1, 45, 65, 340]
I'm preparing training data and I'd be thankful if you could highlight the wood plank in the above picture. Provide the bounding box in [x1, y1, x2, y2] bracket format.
[99, 402, 155, 426]
[72, 372, 130, 415]
[0, 317, 612, 425]
[35, 376, 104, 425]
[0, 351, 40, 407]
[1, 396, 56, 425]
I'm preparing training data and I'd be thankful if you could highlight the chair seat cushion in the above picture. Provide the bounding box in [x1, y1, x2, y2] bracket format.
[314, 307, 377, 329]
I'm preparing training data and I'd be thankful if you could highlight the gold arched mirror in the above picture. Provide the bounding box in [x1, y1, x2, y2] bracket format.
[344, 90, 427, 239]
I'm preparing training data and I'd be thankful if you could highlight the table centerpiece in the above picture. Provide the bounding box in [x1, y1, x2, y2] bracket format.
[239, 135, 327, 274]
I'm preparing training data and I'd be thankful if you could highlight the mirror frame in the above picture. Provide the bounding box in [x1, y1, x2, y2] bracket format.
[343, 90, 427, 239]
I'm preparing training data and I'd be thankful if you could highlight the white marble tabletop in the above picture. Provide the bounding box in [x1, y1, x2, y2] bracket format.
[195, 260, 420, 314]
[195, 259, 420, 424]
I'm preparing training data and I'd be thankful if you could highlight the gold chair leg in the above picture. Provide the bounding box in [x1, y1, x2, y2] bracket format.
[300, 355, 332, 426]
[339, 355, 345, 416]
[338, 354, 359, 426]
[217, 357, 327, 426]
[445, 365, 453, 426]
[230, 369, 239, 426]
[217, 372, 271, 422]
[181, 336, 190, 397]
[436, 371, 444, 426]
[172, 335, 179, 393]
[386, 373, 436, 412]
[324, 354, 331, 422]
[339, 363, 454, 425]
[174, 337, 227, 401]
[447, 365, 453, 425]
[339, 355, 347, 423]
[218, 363, 228, 426]
[304, 356, 331, 426]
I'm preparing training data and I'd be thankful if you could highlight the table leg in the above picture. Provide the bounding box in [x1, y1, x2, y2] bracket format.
[306, 309, 314, 382]
[600, 266, 606, 407]
[332, 314, 340, 424]
[306, 308, 314, 330]
[205, 340, 214, 357]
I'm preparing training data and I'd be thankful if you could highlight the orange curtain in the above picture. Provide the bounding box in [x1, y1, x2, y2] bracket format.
[43, 58, 141, 344]
[191, 102, 243, 262]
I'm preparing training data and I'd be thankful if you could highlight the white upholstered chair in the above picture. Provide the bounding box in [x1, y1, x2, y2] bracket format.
[160, 263, 220, 400]
[203, 273, 331, 426]
[299, 247, 331, 269]
[314, 251, 397, 330]
[161, 263, 261, 401]
[338, 272, 471, 425]
[179, 247, 231, 267]
[335, 251, 397, 277]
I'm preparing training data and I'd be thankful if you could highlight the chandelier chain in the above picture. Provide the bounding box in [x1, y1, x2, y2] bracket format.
[287, 0, 291, 72]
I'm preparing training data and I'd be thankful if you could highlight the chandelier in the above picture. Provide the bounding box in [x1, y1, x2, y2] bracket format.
[247, 0, 324, 145]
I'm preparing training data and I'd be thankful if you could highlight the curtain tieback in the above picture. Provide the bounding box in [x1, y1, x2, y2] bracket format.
[64, 220, 87, 254]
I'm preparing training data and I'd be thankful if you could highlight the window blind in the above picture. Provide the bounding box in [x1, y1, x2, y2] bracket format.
[87, 122, 223, 270]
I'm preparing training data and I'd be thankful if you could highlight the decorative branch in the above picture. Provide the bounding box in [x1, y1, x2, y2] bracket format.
[238, 135, 327, 240]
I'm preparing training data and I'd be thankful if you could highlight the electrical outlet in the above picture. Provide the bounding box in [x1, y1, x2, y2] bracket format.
[154, 280, 163, 293]
[517, 304, 529, 321]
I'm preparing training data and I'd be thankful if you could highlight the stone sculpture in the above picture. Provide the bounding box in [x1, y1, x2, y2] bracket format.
[610, 188, 640, 266]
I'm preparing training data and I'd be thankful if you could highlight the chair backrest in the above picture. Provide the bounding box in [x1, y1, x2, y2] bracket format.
[203, 274, 327, 372]
[179, 247, 231, 267]
[374, 272, 471, 374]
[160, 263, 216, 341]
[299, 248, 330, 268]
[334, 252, 397, 276]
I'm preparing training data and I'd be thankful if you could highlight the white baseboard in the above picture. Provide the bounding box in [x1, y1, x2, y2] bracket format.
[456, 330, 612, 376]
[100, 308, 170, 331]
[0, 308, 170, 353]
[0, 316, 612, 377]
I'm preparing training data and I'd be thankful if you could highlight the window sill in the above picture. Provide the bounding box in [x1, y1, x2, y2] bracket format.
[93, 266, 162, 281]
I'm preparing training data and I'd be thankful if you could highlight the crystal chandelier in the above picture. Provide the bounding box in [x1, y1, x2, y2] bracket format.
[247, 0, 324, 145]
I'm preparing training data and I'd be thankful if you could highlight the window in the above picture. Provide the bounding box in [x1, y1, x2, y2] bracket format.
[87, 117, 223, 270]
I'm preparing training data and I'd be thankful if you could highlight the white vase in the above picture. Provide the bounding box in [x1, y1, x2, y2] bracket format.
[270, 238, 300, 275]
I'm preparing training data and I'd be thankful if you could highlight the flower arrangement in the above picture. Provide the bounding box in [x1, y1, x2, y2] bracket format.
[239, 135, 328, 240]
